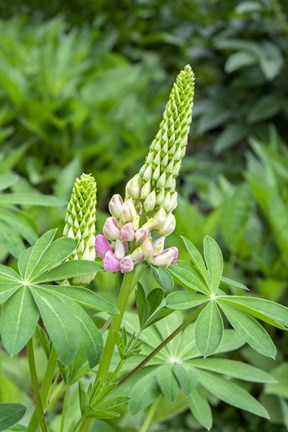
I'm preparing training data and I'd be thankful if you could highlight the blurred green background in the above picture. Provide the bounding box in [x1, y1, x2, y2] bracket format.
[0, 0, 288, 430]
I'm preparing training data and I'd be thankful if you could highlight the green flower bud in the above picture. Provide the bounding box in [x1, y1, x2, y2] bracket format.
[125, 65, 194, 216]
[63, 173, 97, 284]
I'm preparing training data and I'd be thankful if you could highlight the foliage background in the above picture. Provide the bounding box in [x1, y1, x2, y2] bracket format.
[0, 0, 288, 430]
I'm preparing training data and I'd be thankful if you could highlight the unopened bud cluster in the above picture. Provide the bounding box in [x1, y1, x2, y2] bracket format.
[63, 173, 97, 283]
[125, 65, 194, 217]
[95, 194, 178, 273]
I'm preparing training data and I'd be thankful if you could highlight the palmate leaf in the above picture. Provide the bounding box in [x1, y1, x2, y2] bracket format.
[0, 282, 21, 305]
[203, 236, 223, 294]
[157, 364, 180, 403]
[32, 260, 102, 283]
[166, 291, 208, 310]
[24, 229, 56, 280]
[128, 370, 161, 415]
[168, 261, 209, 295]
[181, 236, 211, 290]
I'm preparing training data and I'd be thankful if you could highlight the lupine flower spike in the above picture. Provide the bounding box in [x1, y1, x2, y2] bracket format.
[63, 173, 97, 283]
[95, 65, 195, 273]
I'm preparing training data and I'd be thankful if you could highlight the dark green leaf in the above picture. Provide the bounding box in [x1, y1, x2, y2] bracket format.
[152, 267, 174, 291]
[0, 193, 66, 206]
[0, 287, 39, 355]
[166, 291, 208, 310]
[147, 288, 163, 316]
[200, 371, 269, 418]
[40, 285, 117, 315]
[31, 287, 80, 365]
[168, 261, 209, 295]
[30, 237, 77, 277]
[0, 403, 26, 431]
[195, 302, 223, 357]
[189, 359, 275, 383]
[218, 301, 276, 358]
[221, 277, 249, 291]
[181, 237, 211, 290]
[186, 387, 212, 430]
[219, 296, 288, 330]
[32, 260, 102, 283]
[157, 364, 180, 403]
[203, 236, 223, 294]
[129, 371, 161, 415]
[24, 229, 56, 280]
[0, 282, 21, 305]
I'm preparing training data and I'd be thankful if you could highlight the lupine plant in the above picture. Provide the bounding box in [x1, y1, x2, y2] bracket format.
[0, 65, 288, 432]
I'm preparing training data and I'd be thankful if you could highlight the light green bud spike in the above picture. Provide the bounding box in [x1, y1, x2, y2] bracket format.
[63, 173, 97, 284]
[125, 65, 195, 215]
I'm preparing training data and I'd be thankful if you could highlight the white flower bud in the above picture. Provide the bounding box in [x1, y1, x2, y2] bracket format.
[108, 194, 123, 219]
[156, 172, 166, 189]
[156, 213, 176, 236]
[144, 190, 156, 212]
[125, 175, 141, 199]
[140, 181, 151, 200]
[121, 199, 137, 223]
[143, 165, 153, 181]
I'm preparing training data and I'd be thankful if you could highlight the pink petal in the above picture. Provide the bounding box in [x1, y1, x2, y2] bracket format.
[103, 217, 121, 241]
[103, 251, 121, 272]
[95, 235, 112, 259]
[120, 255, 134, 273]
[120, 222, 135, 242]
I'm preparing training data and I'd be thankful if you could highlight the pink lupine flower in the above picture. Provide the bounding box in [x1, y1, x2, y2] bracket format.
[120, 222, 135, 242]
[103, 217, 121, 240]
[95, 235, 112, 258]
[151, 247, 177, 267]
[120, 255, 134, 273]
[103, 251, 121, 272]
[156, 213, 176, 236]
[171, 246, 178, 263]
[152, 237, 165, 255]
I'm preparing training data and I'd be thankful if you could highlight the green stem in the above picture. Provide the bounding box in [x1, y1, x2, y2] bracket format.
[27, 338, 48, 432]
[27, 347, 58, 432]
[118, 306, 204, 387]
[60, 388, 69, 432]
[139, 396, 161, 432]
[79, 265, 146, 432]
[109, 359, 125, 384]
[96, 266, 144, 385]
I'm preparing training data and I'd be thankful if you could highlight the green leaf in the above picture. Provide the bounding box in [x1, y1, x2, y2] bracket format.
[24, 229, 56, 280]
[30, 237, 77, 277]
[98, 397, 130, 411]
[168, 261, 209, 295]
[173, 363, 199, 396]
[219, 296, 288, 330]
[203, 236, 223, 294]
[266, 363, 288, 398]
[129, 370, 161, 415]
[200, 371, 269, 418]
[32, 260, 102, 283]
[147, 288, 163, 316]
[0, 173, 19, 191]
[0, 264, 19, 281]
[0, 220, 25, 258]
[18, 248, 33, 279]
[181, 237, 211, 290]
[135, 284, 146, 328]
[0, 287, 39, 355]
[0, 282, 21, 305]
[70, 302, 103, 368]
[0, 208, 38, 245]
[218, 301, 276, 358]
[248, 94, 284, 123]
[157, 364, 180, 403]
[186, 388, 212, 430]
[31, 287, 80, 365]
[195, 302, 223, 357]
[225, 51, 256, 73]
[220, 276, 249, 291]
[166, 291, 208, 310]
[0, 403, 26, 431]
[40, 285, 117, 315]
[152, 267, 174, 291]
[0, 193, 66, 206]
[188, 359, 275, 383]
